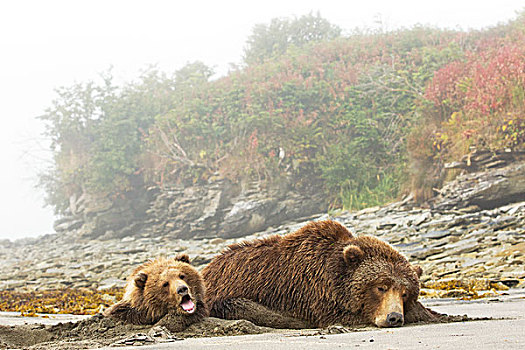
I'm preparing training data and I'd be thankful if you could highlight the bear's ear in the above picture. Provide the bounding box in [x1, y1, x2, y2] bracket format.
[174, 253, 190, 264]
[413, 265, 423, 278]
[134, 272, 148, 290]
[343, 244, 364, 265]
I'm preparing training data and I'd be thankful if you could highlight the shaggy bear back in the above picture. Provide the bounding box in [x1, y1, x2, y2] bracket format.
[203, 220, 424, 327]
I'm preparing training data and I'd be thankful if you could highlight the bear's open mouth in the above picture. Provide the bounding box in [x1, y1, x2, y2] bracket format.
[180, 294, 195, 314]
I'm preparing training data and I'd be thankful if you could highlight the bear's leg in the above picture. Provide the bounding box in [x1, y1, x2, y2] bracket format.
[211, 298, 310, 329]
[103, 302, 148, 325]
[154, 311, 196, 332]
[405, 300, 476, 323]
[154, 301, 208, 333]
[404, 300, 442, 323]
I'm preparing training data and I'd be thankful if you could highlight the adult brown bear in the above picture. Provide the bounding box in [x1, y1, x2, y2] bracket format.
[203, 220, 439, 328]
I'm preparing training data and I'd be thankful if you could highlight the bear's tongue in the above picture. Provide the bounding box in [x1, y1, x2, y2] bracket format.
[181, 296, 195, 314]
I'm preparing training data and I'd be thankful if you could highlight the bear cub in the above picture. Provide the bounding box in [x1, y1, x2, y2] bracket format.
[104, 254, 207, 330]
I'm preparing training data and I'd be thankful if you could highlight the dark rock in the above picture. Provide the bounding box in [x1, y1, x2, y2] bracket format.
[491, 279, 520, 288]
[377, 223, 396, 230]
[430, 154, 525, 210]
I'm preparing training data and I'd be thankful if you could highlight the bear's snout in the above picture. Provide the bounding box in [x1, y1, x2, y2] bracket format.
[176, 285, 189, 296]
[386, 312, 404, 327]
[373, 288, 405, 327]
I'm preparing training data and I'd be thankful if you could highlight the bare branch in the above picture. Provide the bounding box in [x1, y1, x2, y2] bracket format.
[153, 125, 195, 166]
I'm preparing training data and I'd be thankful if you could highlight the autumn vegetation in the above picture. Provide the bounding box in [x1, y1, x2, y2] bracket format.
[0, 288, 123, 316]
[39, 12, 525, 214]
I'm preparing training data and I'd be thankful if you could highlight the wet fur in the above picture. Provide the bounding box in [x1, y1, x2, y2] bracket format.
[104, 255, 208, 328]
[203, 220, 439, 328]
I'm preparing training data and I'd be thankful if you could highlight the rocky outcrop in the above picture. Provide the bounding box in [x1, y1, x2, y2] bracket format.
[53, 188, 152, 240]
[433, 149, 525, 210]
[54, 175, 326, 241]
[143, 176, 325, 240]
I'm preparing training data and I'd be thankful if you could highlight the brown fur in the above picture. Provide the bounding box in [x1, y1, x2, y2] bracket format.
[104, 254, 208, 330]
[203, 220, 438, 328]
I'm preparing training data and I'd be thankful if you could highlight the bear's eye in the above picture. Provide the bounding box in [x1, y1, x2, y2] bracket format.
[179, 274, 186, 280]
[377, 286, 387, 293]
[162, 282, 169, 288]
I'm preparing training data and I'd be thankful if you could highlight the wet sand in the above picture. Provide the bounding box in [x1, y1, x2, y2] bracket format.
[1, 290, 523, 349]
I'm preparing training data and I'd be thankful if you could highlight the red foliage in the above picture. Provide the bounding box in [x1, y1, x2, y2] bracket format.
[425, 40, 525, 119]
[408, 23, 525, 202]
[249, 130, 259, 150]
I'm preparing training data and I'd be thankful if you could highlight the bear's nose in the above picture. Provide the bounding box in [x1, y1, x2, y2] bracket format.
[177, 285, 188, 295]
[386, 312, 404, 327]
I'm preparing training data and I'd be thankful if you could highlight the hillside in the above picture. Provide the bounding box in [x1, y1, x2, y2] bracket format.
[38, 13, 524, 228]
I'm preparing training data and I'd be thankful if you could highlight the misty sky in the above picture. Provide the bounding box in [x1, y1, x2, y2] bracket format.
[0, 0, 523, 240]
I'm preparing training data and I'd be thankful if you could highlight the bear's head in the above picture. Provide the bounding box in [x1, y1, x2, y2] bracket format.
[126, 254, 205, 319]
[340, 236, 422, 328]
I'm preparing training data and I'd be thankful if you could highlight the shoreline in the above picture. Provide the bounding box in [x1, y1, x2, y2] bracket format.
[1, 290, 522, 349]
[2, 288, 524, 327]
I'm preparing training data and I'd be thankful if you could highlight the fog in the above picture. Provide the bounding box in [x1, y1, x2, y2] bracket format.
[0, 0, 522, 240]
